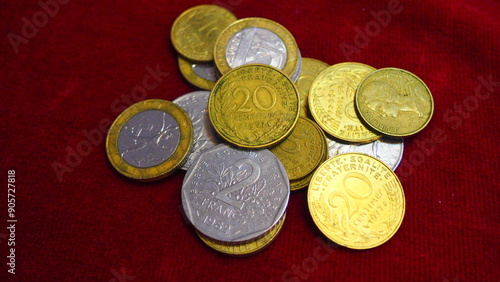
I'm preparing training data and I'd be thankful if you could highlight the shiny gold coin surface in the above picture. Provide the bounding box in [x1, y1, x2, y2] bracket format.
[355, 68, 434, 137]
[106, 99, 193, 181]
[214, 17, 299, 79]
[171, 5, 237, 62]
[295, 58, 329, 117]
[309, 62, 380, 143]
[308, 153, 405, 249]
[178, 56, 218, 90]
[270, 117, 326, 180]
[208, 64, 299, 148]
[197, 214, 286, 256]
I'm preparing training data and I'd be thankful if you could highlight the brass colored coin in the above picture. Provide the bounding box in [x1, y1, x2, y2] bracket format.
[171, 5, 237, 62]
[309, 62, 380, 143]
[106, 99, 193, 181]
[355, 68, 434, 137]
[197, 214, 286, 256]
[214, 17, 299, 79]
[208, 64, 299, 148]
[308, 153, 405, 249]
[295, 58, 329, 117]
[178, 57, 219, 90]
[270, 117, 326, 181]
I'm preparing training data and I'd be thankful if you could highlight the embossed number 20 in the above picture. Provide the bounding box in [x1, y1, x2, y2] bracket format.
[233, 85, 277, 112]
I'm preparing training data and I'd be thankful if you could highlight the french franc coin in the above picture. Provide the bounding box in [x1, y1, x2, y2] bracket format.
[178, 57, 220, 90]
[181, 143, 290, 242]
[295, 58, 329, 117]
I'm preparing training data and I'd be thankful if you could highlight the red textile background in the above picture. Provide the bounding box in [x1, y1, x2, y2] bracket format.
[1, 0, 499, 281]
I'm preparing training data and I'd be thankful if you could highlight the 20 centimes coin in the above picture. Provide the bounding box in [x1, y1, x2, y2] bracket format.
[106, 99, 193, 181]
[355, 68, 434, 137]
[269, 117, 326, 181]
[214, 18, 299, 80]
[295, 58, 329, 117]
[197, 213, 286, 256]
[308, 153, 405, 249]
[178, 57, 220, 90]
[173, 91, 222, 170]
[171, 5, 237, 62]
[208, 64, 299, 148]
[309, 62, 381, 143]
[327, 137, 404, 171]
[181, 143, 290, 242]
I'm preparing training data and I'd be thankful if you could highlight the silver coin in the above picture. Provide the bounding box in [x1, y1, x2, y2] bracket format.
[327, 137, 404, 170]
[173, 91, 221, 170]
[118, 110, 180, 168]
[192, 61, 219, 82]
[181, 143, 290, 242]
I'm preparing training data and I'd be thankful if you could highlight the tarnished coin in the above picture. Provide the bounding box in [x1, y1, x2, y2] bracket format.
[106, 99, 193, 181]
[214, 18, 300, 80]
[173, 91, 221, 170]
[181, 143, 290, 242]
[197, 213, 286, 255]
[270, 117, 326, 181]
[295, 58, 329, 117]
[327, 137, 404, 170]
[208, 64, 299, 148]
[308, 153, 405, 249]
[178, 57, 219, 90]
[309, 62, 380, 143]
[171, 5, 237, 62]
[355, 68, 434, 137]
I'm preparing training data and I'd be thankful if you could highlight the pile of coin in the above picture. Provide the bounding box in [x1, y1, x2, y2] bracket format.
[105, 4, 434, 254]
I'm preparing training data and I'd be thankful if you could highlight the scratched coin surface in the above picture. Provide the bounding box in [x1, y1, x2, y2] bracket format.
[308, 153, 405, 249]
[309, 62, 380, 143]
[295, 58, 329, 117]
[173, 91, 222, 170]
[327, 137, 404, 170]
[269, 117, 326, 180]
[214, 18, 299, 80]
[181, 143, 290, 242]
[197, 213, 286, 255]
[171, 5, 237, 62]
[178, 57, 219, 90]
[106, 99, 193, 181]
[208, 64, 299, 148]
[356, 68, 434, 137]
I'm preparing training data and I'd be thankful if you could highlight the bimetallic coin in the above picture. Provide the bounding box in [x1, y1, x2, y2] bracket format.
[178, 57, 219, 90]
[173, 91, 222, 170]
[355, 68, 434, 137]
[106, 99, 193, 181]
[295, 58, 329, 117]
[197, 213, 286, 255]
[308, 153, 405, 249]
[171, 5, 237, 62]
[327, 137, 404, 171]
[309, 62, 380, 143]
[270, 117, 326, 181]
[182, 144, 290, 242]
[289, 49, 303, 83]
[208, 64, 299, 148]
[214, 18, 299, 80]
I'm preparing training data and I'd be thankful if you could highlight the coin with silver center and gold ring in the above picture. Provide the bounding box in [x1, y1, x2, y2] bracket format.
[295, 58, 329, 117]
[106, 99, 193, 181]
[308, 153, 405, 249]
[178, 56, 219, 90]
[355, 68, 434, 137]
[208, 64, 299, 148]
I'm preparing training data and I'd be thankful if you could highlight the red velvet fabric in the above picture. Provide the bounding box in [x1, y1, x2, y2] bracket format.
[1, 0, 499, 281]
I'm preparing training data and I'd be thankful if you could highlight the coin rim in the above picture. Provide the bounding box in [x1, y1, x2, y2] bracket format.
[178, 56, 217, 90]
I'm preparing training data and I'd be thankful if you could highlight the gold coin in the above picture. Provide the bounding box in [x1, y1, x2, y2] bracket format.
[171, 5, 237, 62]
[178, 56, 219, 90]
[197, 213, 286, 256]
[270, 117, 326, 181]
[355, 68, 434, 137]
[106, 99, 193, 181]
[295, 58, 329, 117]
[214, 18, 299, 79]
[308, 153, 405, 249]
[309, 62, 380, 143]
[208, 64, 299, 148]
